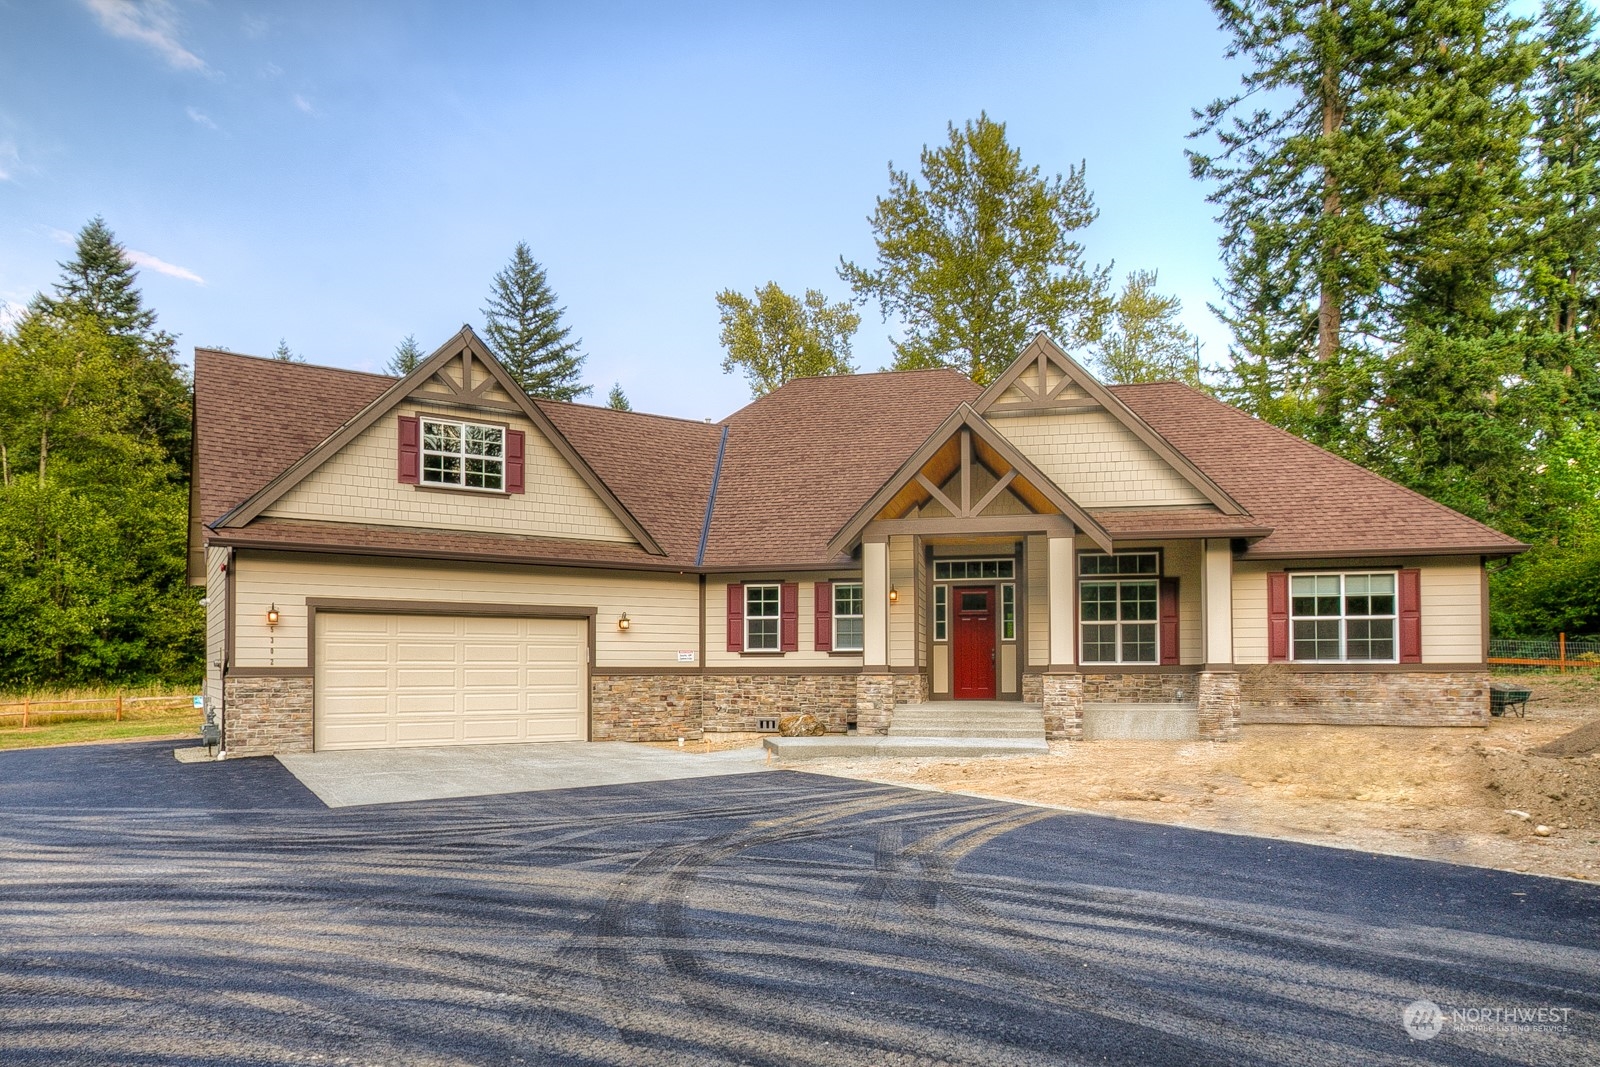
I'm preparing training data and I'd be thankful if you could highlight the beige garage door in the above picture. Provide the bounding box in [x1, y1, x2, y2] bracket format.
[314, 613, 588, 751]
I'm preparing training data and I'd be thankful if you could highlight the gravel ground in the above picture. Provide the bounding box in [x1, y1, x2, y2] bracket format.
[1, 740, 1598, 1066]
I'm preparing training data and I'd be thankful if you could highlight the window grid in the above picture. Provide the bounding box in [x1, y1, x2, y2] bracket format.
[1079, 579, 1158, 664]
[933, 559, 1015, 581]
[934, 586, 947, 641]
[833, 582, 864, 652]
[1290, 572, 1397, 662]
[745, 584, 781, 652]
[1078, 551, 1159, 577]
[1001, 584, 1016, 641]
[421, 418, 505, 491]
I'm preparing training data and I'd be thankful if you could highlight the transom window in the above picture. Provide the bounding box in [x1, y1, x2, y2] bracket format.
[1079, 552, 1159, 664]
[745, 584, 781, 652]
[934, 559, 1014, 581]
[1291, 572, 1396, 662]
[833, 583, 864, 652]
[422, 417, 505, 491]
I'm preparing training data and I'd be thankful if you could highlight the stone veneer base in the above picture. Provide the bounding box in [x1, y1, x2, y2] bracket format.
[224, 675, 313, 756]
[1238, 668, 1489, 727]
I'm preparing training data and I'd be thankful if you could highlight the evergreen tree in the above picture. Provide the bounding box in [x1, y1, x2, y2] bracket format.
[1093, 270, 1204, 387]
[387, 334, 424, 376]
[716, 283, 859, 396]
[482, 242, 589, 401]
[271, 338, 300, 362]
[34, 217, 192, 473]
[606, 382, 631, 411]
[839, 113, 1110, 384]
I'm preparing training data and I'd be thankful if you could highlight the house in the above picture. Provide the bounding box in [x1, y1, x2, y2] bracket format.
[190, 328, 1524, 756]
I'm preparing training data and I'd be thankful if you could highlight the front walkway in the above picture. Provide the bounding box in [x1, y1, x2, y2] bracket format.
[276, 740, 768, 807]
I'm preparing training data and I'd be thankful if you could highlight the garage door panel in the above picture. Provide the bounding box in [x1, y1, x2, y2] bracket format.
[315, 613, 586, 751]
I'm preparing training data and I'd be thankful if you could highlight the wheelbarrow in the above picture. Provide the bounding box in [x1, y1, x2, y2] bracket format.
[1489, 684, 1532, 718]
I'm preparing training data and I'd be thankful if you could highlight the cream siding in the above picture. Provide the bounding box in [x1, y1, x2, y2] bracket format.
[232, 551, 698, 670]
[1231, 556, 1485, 664]
[265, 400, 636, 544]
[888, 536, 916, 667]
[205, 545, 228, 711]
[997, 410, 1210, 507]
[704, 576, 864, 668]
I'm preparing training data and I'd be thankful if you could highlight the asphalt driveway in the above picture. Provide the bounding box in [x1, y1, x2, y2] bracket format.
[1, 741, 1598, 1066]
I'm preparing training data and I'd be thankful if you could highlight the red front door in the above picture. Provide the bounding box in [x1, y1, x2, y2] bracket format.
[952, 586, 997, 700]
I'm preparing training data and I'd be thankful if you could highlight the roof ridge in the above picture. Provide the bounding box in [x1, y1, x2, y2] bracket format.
[195, 347, 399, 381]
[1127, 382, 1522, 546]
[536, 397, 726, 430]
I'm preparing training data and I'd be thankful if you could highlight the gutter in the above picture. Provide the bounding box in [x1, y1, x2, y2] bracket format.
[696, 425, 728, 567]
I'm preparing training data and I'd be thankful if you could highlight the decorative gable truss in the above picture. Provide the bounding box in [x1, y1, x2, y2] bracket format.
[976, 334, 1247, 515]
[213, 327, 664, 555]
[828, 403, 1116, 556]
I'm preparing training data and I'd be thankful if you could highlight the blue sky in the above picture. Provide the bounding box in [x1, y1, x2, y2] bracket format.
[1, 1, 1241, 420]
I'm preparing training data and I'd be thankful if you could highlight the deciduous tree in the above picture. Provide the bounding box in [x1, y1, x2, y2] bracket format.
[716, 283, 859, 396]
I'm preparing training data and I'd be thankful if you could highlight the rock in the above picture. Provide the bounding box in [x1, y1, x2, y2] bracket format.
[1533, 825, 1554, 837]
[778, 714, 825, 737]
[1506, 809, 1533, 821]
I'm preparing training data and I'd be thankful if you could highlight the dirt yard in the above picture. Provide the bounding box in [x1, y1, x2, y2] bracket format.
[798, 672, 1600, 883]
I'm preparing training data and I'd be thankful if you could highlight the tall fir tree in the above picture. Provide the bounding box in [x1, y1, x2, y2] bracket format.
[482, 242, 589, 401]
[387, 334, 424, 376]
[715, 283, 859, 396]
[271, 338, 300, 362]
[33, 217, 192, 473]
[606, 382, 631, 411]
[839, 113, 1110, 384]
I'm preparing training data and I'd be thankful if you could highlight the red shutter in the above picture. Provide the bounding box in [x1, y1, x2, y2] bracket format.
[505, 430, 525, 494]
[814, 581, 832, 652]
[781, 582, 799, 653]
[1159, 578, 1180, 665]
[726, 584, 744, 652]
[1398, 568, 1422, 663]
[1267, 572, 1289, 663]
[397, 415, 420, 484]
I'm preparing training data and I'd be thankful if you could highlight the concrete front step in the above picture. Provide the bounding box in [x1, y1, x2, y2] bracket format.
[764, 736, 1049, 761]
[888, 725, 1044, 738]
[886, 701, 1046, 740]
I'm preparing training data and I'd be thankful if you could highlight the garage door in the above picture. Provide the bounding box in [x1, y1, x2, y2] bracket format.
[314, 613, 588, 750]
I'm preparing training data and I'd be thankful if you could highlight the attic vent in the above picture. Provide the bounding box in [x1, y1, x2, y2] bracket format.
[757, 718, 778, 732]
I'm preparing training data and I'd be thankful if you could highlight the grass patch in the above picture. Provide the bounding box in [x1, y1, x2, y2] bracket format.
[0, 683, 201, 751]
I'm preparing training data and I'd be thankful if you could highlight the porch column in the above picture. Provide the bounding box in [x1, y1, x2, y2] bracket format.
[1047, 535, 1074, 668]
[1201, 538, 1234, 666]
[862, 536, 889, 668]
[1043, 533, 1083, 740]
[1199, 538, 1240, 741]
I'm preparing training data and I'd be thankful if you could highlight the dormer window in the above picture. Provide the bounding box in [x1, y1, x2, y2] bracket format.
[421, 417, 505, 491]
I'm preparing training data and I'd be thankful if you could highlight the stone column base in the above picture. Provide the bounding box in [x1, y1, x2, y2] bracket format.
[223, 674, 313, 756]
[1197, 670, 1241, 741]
[1042, 672, 1083, 741]
[856, 674, 895, 736]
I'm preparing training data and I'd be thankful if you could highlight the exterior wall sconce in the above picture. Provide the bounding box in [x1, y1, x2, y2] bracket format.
[888, 587, 899, 603]
[266, 604, 280, 627]
[617, 613, 631, 631]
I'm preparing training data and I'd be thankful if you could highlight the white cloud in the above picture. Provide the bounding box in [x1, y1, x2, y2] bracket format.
[292, 93, 315, 114]
[0, 140, 16, 181]
[263, 62, 282, 78]
[0, 298, 28, 331]
[127, 249, 205, 285]
[84, 0, 208, 73]
[185, 105, 217, 129]
[46, 226, 76, 246]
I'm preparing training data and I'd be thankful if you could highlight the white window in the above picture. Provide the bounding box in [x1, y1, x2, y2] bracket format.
[421, 417, 505, 491]
[934, 585, 948, 641]
[1291, 572, 1397, 662]
[934, 559, 1015, 581]
[833, 583, 864, 652]
[1001, 584, 1016, 641]
[745, 584, 781, 651]
[1079, 552, 1159, 664]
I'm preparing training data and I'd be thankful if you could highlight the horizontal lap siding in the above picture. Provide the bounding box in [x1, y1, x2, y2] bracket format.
[265, 402, 635, 544]
[205, 546, 228, 710]
[1027, 535, 1048, 667]
[1232, 556, 1483, 665]
[998, 411, 1209, 508]
[889, 537, 916, 668]
[705, 577, 863, 668]
[232, 551, 698, 669]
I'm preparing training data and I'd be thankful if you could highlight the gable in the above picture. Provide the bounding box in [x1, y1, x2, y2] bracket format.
[264, 400, 637, 543]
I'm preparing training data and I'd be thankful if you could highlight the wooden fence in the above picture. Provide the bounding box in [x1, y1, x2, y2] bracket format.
[0, 694, 196, 728]
[1488, 633, 1600, 671]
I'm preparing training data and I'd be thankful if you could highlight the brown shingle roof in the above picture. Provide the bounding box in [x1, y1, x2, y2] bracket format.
[194, 349, 388, 525]
[1089, 507, 1271, 540]
[1112, 382, 1525, 558]
[700, 369, 982, 568]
